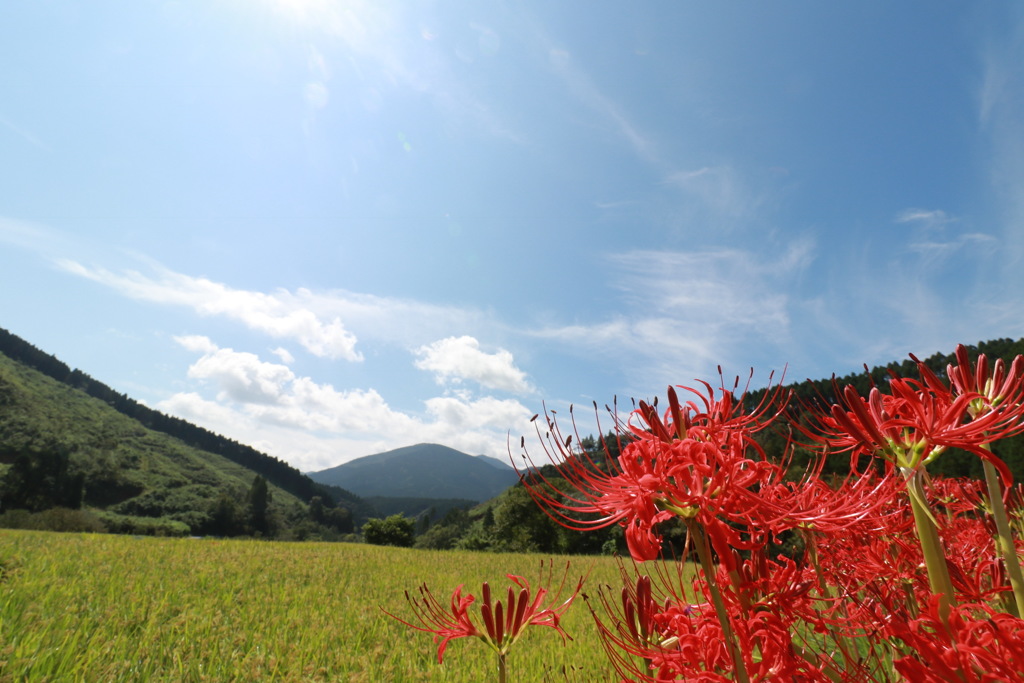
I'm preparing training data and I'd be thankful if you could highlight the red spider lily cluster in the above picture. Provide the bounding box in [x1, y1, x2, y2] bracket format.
[512, 345, 1024, 681]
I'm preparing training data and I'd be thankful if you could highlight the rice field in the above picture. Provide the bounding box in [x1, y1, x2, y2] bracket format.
[0, 530, 635, 682]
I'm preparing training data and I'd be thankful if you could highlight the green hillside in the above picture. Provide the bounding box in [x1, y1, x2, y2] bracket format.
[0, 348, 350, 539]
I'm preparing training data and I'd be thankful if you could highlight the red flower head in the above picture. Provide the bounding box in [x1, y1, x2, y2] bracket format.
[515, 374, 789, 562]
[384, 560, 584, 663]
[942, 344, 1024, 420]
[813, 368, 1023, 483]
[890, 597, 1024, 682]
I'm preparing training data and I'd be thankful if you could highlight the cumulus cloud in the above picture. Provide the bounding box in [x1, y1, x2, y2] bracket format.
[414, 335, 533, 394]
[177, 337, 296, 404]
[56, 260, 362, 361]
[159, 337, 535, 470]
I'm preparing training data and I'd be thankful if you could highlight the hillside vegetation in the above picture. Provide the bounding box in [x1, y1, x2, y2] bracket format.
[0, 340, 353, 539]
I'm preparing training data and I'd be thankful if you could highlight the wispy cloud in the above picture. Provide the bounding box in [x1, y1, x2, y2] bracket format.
[893, 208, 998, 269]
[664, 166, 766, 223]
[0, 216, 63, 253]
[0, 115, 50, 152]
[978, 10, 1024, 273]
[801, 201, 1019, 377]
[546, 46, 656, 164]
[529, 241, 815, 391]
[895, 208, 953, 226]
[56, 260, 362, 361]
[414, 335, 534, 394]
[908, 232, 997, 263]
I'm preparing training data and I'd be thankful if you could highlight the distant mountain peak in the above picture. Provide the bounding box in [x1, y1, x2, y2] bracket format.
[308, 443, 519, 501]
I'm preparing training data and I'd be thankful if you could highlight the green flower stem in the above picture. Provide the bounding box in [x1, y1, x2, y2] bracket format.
[686, 520, 750, 683]
[981, 453, 1024, 618]
[904, 469, 956, 621]
[496, 651, 506, 683]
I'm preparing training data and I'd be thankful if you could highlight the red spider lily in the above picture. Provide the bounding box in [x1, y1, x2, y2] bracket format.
[940, 515, 1009, 605]
[930, 344, 1024, 618]
[752, 458, 899, 539]
[383, 560, 584, 665]
[813, 375, 1021, 484]
[917, 344, 1024, 420]
[928, 476, 987, 518]
[889, 596, 1024, 682]
[515, 378, 791, 562]
[583, 573, 674, 680]
[630, 370, 790, 448]
[606, 570, 845, 682]
[585, 551, 881, 682]
[521, 427, 782, 562]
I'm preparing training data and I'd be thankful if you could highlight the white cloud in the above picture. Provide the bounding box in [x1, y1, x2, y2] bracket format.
[307, 44, 330, 80]
[611, 244, 811, 334]
[271, 347, 295, 364]
[425, 395, 533, 435]
[56, 260, 362, 361]
[183, 344, 296, 405]
[175, 334, 219, 354]
[158, 338, 535, 470]
[891, 209, 998, 269]
[414, 335, 533, 394]
[0, 216, 68, 254]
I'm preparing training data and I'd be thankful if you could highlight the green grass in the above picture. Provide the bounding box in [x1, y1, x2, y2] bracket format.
[0, 530, 642, 682]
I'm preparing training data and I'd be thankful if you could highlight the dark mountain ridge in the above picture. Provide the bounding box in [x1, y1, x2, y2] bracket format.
[309, 443, 519, 501]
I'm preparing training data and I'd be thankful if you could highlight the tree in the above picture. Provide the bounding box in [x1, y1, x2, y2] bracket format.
[309, 496, 325, 524]
[205, 492, 246, 537]
[362, 514, 415, 547]
[247, 475, 271, 536]
[1, 445, 83, 512]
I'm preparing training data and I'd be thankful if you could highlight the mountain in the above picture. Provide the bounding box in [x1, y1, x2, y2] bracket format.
[309, 443, 520, 501]
[0, 327, 357, 538]
[479, 455, 515, 470]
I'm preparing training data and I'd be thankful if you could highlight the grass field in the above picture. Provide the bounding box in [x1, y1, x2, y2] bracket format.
[0, 530, 638, 682]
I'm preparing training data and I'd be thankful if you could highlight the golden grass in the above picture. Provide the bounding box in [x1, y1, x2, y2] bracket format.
[0, 530, 656, 682]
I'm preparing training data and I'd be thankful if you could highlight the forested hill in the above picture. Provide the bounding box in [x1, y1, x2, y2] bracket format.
[751, 337, 1024, 407]
[0, 326, 335, 506]
[744, 337, 1024, 482]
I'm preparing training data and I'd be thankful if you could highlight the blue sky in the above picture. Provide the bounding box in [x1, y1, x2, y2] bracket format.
[3, 2, 1024, 471]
